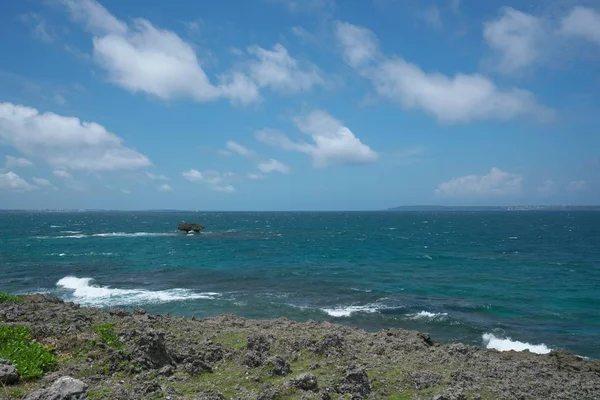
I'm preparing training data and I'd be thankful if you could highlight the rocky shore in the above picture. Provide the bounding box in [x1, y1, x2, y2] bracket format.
[1, 295, 599, 399]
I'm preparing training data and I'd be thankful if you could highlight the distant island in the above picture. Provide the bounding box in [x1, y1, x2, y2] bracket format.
[387, 205, 600, 211]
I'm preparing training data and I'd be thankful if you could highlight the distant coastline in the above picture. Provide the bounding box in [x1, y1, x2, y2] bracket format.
[1, 205, 600, 213]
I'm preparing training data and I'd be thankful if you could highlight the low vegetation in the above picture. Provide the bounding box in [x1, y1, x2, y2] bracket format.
[0, 325, 57, 380]
[0, 291, 23, 304]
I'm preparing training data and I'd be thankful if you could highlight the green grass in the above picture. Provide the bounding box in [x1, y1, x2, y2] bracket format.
[95, 323, 123, 350]
[0, 292, 23, 303]
[0, 326, 57, 380]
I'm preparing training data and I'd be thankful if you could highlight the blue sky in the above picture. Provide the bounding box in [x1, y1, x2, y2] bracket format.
[0, 0, 599, 210]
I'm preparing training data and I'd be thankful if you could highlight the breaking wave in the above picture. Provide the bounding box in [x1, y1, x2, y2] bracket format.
[482, 333, 551, 354]
[56, 276, 219, 307]
[35, 232, 177, 239]
[407, 311, 449, 320]
[321, 304, 381, 317]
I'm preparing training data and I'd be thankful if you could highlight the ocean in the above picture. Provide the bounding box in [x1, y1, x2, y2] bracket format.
[1, 211, 599, 359]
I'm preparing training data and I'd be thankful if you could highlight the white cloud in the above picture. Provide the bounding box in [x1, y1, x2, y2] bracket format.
[335, 21, 550, 123]
[61, 0, 260, 106]
[53, 169, 72, 179]
[226, 140, 255, 158]
[182, 169, 236, 192]
[0, 102, 151, 171]
[483, 8, 547, 74]
[421, 6, 442, 29]
[60, 0, 127, 36]
[248, 173, 266, 180]
[121, 189, 131, 194]
[567, 180, 587, 192]
[32, 177, 53, 187]
[435, 167, 524, 197]
[373, 58, 551, 123]
[537, 179, 556, 195]
[32, 177, 58, 190]
[146, 172, 169, 181]
[334, 21, 380, 68]
[258, 159, 290, 174]
[0, 171, 34, 192]
[560, 6, 600, 45]
[246, 44, 324, 93]
[157, 183, 172, 192]
[257, 110, 378, 168]
[5, 155, 33, 168]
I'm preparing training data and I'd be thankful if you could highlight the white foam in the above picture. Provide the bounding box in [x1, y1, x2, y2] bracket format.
[56, 276, 219, 307]
[482, 333, 551, 354]
[91, 232, 175, 238]
[321, 305, 380, 317]
[422, 255, 433, 260]
[408, 311, 448, 320]
[61, 230, 82, 234]
[50, 225, 63, 228]
[509, 236, 518, 240]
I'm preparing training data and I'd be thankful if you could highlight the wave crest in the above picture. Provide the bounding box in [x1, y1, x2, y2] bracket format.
[482, 333, 551, 354]
[56, 276, 219, 307]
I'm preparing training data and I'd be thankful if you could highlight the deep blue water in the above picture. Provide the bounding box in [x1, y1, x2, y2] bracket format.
[1, 211, 599, 358]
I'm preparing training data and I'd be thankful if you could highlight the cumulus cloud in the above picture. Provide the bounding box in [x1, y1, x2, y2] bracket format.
[245, 44, 324, 93]
[334, 21, 551, 123]
[258, 159, 290, 174]
[183, 169, 236, 192]
[60, 0, 322, 106]
[0, 102, 151, 171]
[157, 183, 172, 192]
[60, 0, 259, 105]
[567, 180, 587, 191]
[225, 141, 255, 158]
[483, 8, 547, 74]
[256, 110, 378, 167]
[5, 155, 33, 168]
[435, 167, 524, 197]
[482, 6, 600, 75]
[334, 21, 380, 68]
[0, 171, 34, 192]
[560, 6, 600, 45]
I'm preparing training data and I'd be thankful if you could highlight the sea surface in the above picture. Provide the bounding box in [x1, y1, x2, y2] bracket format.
[1, 211, 599, 358]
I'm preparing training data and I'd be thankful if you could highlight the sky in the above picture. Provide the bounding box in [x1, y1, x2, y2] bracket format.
[0, 0, 599, 210]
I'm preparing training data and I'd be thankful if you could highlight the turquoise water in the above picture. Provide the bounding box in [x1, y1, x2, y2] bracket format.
[1, 211, 599, 358]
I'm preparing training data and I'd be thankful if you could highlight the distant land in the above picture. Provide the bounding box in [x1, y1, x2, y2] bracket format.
[387, 205, 600, 211]
[1, 206, 600, 213]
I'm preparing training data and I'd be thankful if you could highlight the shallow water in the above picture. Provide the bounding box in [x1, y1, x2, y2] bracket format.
[1, 211, 599, 358]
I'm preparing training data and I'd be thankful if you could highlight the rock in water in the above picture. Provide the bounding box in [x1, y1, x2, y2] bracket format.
[0, 358, 19, 385]
[177, 223, 204, 233]
[25, 376, 88, 400]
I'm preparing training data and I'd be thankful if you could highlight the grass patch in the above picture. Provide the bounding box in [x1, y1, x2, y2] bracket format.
[0, 292, 23, 303]
[0, 326, 57, 379]
[95, 323, 122, 350]
[211, 331, 248, 351]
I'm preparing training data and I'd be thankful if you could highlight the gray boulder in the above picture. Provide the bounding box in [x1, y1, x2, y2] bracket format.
[0, 358, 19, 385]
[286, 373, 319, 391]
[25, 376, 88, 400]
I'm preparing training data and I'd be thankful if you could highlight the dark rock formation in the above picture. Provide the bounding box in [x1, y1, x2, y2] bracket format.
[177, 223, 204, 233]
[338, 366, 371, 397]
[268, 356, 291, 376]
[286, 373, 319, 391]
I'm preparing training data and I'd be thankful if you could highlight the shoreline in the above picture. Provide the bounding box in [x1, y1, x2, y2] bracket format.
[1, 294, 600, 399]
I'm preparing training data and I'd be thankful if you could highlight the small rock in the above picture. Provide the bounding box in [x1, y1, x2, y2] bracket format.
[197, 389, 224, 399]
[0, 359, 19, 385]
[257, 386, 279, 400]
[338, 366, 371, 397]
[247, 334, 271, 355]
[286, 373, 319, 391]
[158, 365, 174, 377]
[407, 370, 442, 390]
[25, 376, 88, 400]
[268, 356, 291, 376]
[243, 351, 263, 368]
[183, 358, 212, 375]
